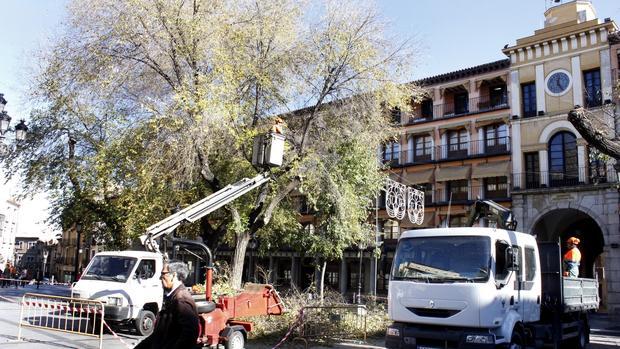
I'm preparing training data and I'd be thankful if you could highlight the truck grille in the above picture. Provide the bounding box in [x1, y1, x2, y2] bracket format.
[406, 307, 460, 318]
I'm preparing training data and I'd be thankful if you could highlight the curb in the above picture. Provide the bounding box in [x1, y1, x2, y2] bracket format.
[333, 343, 386, 349]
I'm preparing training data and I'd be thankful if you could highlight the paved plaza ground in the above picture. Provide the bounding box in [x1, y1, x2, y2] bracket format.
[0, 284, 618, 348]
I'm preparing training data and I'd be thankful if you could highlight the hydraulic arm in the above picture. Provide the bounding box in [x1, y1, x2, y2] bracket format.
[466, 199, 517, 230]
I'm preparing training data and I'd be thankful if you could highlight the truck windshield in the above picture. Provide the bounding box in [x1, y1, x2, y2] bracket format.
[392, 236, 490, 283]
[82, 256, 138, 283]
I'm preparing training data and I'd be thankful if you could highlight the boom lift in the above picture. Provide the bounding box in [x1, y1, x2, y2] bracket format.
[72, 133, 286, 349]
[465, 199, 517, 230]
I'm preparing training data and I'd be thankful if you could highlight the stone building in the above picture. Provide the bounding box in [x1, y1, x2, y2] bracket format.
[503, 0, 619, 314]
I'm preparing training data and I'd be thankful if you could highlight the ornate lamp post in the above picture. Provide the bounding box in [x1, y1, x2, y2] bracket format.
[0, 93, 28, 155]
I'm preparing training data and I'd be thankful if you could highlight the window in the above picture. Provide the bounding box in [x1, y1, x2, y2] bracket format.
[447, 129, 468, 158]
[449, 215, 468, 227]
[419, 183, 433, 205]
[549, 131, 578, 186]
[326, 271, 339, 289]
[421, 99, 433, 119]
[413, 135, 433, 162]
[583, 69, 602, 108]
[521, 82, 537, 118]
[391, 107, 402, 124]
[135, 259, 156, 279]
[383, 220, 400, 240]
[485, 177, 508, 199]
[495, 241, 511, 281]
[489, 85, 508, 108]
[524, 247, 537, 282]
[446, 179, 468, 201]
[454, 92, 469, 115]
[382, 141, 400, 165]
[485, 124, 508, 154]
[524, 152, 540, 189]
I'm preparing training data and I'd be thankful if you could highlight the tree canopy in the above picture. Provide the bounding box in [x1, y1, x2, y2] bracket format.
[3, 0, 422, 288]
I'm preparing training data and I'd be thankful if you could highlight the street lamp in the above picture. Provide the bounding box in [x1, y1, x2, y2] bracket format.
[0, 93, 28, 156]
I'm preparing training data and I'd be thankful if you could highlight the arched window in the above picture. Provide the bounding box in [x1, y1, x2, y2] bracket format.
[548, 131, 578, 186]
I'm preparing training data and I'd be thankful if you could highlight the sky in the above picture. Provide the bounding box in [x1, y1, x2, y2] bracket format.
[1, 0, 619, 237]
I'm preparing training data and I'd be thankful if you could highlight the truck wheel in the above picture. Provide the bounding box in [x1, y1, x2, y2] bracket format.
[508, 327, 525, 349]
[568, 324, 587, 349]
[135, 310, 155, 336]
[225, 330, 244, 349]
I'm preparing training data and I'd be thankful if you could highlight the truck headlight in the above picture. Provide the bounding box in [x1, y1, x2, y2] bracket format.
[108, 296, 123, 306]
[465, 334, 494, 344]
[386, 327, 400, 337]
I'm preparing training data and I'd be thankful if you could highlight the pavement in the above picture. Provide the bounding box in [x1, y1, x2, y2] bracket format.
[0, 284, 618, 348]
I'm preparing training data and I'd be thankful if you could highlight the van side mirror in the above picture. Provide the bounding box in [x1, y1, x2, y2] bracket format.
[506, 247, 520, 271]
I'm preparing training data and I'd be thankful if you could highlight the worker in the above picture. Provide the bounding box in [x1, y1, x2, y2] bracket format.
[271, 117, 286, 134]
[563, 237, 581, 278]
[134, 260, 199, 349]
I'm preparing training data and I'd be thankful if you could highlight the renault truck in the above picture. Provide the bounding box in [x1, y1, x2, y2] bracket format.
[386, 200, 598, 349]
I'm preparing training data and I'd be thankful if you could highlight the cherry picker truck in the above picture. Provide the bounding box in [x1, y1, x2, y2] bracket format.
[72, 132, 286, 349]
[386, 200, 599, 349]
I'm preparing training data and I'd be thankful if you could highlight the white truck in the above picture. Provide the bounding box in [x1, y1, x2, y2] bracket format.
[386, 200, 599, 349]
[71, 132, 285, 337]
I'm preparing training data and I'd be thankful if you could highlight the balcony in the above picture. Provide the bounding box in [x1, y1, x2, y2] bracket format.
[407, 93, 509, 124]
[512, 165, 617, 191]
[394, 137, 511, 166]
[433, 185, 510, 205]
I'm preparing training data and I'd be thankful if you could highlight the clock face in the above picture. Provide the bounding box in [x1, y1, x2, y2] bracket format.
[545, 70, 572, 96]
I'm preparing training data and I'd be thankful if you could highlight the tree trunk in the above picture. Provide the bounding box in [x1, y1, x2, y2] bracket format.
[230, 232, 251, 289]
[318, 260, 327, 304]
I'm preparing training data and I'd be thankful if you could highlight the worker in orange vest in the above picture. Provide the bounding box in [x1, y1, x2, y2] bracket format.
[563, 237, 581, 277]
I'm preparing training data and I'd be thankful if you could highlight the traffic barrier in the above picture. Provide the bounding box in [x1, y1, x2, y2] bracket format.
[17, 293, 105, 349]
[296, 305, 367, 345]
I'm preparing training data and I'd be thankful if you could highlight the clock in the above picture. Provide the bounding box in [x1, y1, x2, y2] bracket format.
[545, 69, 572, 96]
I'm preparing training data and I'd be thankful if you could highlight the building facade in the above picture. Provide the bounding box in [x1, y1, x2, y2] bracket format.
[503, 1, 619, 314]
[0, 199, 20, 270]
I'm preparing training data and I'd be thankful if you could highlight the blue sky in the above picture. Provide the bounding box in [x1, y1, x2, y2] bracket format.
[1, 0, 619, 236]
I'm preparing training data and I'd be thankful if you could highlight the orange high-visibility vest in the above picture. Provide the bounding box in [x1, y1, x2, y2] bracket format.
[563, 247, 581, 263]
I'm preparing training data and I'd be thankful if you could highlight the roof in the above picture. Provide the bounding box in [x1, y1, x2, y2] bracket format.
[414, 59, 510, 86]
[95, 250, 162, 259]
[400, 227, 536, 243]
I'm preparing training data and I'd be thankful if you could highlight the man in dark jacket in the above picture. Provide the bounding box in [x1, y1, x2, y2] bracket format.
[135, 260, 199, 349]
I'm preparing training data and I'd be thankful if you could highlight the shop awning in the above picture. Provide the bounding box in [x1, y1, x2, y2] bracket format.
[435, 166, 471, 182]
[404, 169, 435, 184]
[471, 161, 510, 179]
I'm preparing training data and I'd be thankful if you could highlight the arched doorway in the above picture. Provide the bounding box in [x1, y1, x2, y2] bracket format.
[531, 208, 606, 306]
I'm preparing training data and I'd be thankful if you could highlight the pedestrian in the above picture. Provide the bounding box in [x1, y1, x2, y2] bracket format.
[563, 236, 581, 278]
[134, 260, 199, 349]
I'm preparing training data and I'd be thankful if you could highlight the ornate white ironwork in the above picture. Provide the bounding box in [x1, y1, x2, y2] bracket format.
[384, 178, 425, 225]
[385, 179, 407, 220]
[407, 186, 425, 225]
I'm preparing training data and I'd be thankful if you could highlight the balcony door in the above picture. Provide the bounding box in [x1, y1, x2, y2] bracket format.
[549, 131, 578, 187]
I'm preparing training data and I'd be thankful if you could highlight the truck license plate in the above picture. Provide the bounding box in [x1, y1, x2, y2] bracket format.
[417, 346, 441, 349]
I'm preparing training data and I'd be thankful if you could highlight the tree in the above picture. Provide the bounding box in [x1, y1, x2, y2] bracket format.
[4, 0, 421, 289]
[568, 106, 620, 160]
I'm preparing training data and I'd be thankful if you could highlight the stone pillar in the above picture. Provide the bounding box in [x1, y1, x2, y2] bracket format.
[578, 145, 586, 183]
[291, 255, 298, 288]
[535, 64, 546, 114]
[572, 56, 583, 106]
[369, 255, 377, 296]
[539, 150, 549, 186]
[600, 48, 613, 103]
[339, 258, 348, 295]
[511, 121, 522, 175]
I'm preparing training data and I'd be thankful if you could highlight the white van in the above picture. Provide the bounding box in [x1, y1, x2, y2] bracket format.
[71, 251, 164, 336]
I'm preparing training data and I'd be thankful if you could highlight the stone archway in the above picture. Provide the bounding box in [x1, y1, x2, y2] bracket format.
[531, 208, 607, 307]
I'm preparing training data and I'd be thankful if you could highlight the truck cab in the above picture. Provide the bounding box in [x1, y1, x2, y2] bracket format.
[387, 227, 540, 348]
[71, 251, 164, 336]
